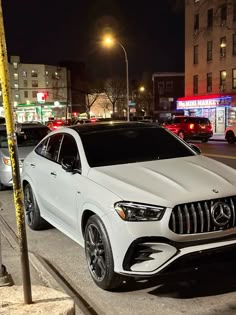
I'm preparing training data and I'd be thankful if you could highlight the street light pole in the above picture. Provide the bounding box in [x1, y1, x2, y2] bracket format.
[118, 43, 130, 121]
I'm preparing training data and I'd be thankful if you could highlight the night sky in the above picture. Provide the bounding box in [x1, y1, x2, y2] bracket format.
[2, 0, 184, 80]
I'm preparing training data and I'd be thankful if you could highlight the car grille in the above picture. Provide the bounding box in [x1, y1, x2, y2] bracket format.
[169, 196, 236, 234]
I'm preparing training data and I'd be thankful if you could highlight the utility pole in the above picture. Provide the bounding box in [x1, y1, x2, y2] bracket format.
[0, 0, 32, 303]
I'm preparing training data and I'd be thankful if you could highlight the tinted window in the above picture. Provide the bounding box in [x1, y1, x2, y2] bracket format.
[58, 134, 79, 164]
[80, 127, 195, 167]
[35, 137, 50, 156]
[43, 134, 63, 162]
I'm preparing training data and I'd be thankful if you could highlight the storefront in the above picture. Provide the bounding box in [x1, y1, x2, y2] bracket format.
[177, 94, 236, 133]
[14, 102, 69, 124]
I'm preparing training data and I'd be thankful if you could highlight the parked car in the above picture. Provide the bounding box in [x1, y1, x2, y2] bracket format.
[225, 124, 236, 144]
[0, 123, 50, 190]
[163, 116, 213, 142]
[46, 119, 65, 131]
[22, 122, 236, 290]
[0, 117, 5, 124]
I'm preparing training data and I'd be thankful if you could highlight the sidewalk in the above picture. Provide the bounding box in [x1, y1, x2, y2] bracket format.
[209, 133, 225, 141]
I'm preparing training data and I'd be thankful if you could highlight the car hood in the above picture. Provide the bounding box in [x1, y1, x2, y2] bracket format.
[88, 155, 236, 208]
[0, 146, 34, 160]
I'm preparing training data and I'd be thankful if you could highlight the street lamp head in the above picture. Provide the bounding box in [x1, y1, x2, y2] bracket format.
[139, 86, 145, 92]
[103, 35, 114, 47]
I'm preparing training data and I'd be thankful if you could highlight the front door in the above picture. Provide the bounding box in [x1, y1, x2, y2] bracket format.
[216, 108, 225, 133]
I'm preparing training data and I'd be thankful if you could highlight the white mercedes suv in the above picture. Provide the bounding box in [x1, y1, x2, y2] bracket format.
[22, 122, 236, 290]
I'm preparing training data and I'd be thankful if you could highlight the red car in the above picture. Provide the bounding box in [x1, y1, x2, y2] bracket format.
[46, 119, 65, 131]
[163, 116, 213, 142]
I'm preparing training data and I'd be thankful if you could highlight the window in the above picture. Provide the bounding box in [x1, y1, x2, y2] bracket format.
[194, 45, 198, 64]
[166, 81, 173, 91]
[15, 94, 19, 100]
[23, 80, 28, 87]
[31, 70, 38, 77]
[58, 134, 80, 169]
[232, 69, 236, 89]
[207, 9, 213, 28]
[24, 91, 28, 98]
[194, 14, 199, 33]
[42, 134, 63, 161]
[14, 73, 18, 80]
[157, 81, 164, 94]
[207, 73, 212, 92]
[220, 37, 226, 57]
[46, 81, 49, 86]
[193, 75, 198, 94]
[45, 71, 48, 76]
[13, 62, 18, 70]
[220, 70, 226, 91]
[14, 83, 19, 89]
[32, 91, 37, 98]
[233, 0, 236, 21]
[32, 80, 38, 87]
[22, 70, 27, 77]
[207, 41, 213, 61]
[233, 34, 236, 55]
[221, 4, 227, 25]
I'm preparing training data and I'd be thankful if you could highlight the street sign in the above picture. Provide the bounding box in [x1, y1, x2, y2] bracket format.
[128, 101, 136, 106]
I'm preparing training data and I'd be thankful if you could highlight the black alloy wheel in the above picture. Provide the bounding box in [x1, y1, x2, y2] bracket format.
[85, 215, 123, 290]
[24, 183, 48, 230]
[201, 138, 208, 143]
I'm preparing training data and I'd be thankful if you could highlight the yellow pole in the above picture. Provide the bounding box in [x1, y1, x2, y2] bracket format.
[0, 0, 32, 304]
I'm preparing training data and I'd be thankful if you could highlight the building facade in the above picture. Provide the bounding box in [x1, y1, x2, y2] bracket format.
[0, 56, 69, 123]
[152, 72, 185, 122]
[180, 0, 236, 133]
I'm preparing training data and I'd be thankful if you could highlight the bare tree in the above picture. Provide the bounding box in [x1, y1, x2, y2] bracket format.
[103, 78, 126, 116]
[83, 79, 104, 118]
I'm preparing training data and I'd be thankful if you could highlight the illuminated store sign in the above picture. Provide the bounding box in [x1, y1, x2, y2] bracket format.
[177, 97, 232, 109]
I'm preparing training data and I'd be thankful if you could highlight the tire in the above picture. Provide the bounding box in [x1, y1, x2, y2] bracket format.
[23, 183, 48, 230]
[178, 130, 185, 140]
[84, 215, 123, 290]
[226, 132, 235, 144]
[201, 138, 208, 143]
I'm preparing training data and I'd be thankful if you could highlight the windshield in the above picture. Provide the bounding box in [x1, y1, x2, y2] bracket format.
[0, 127, 49, 148]
[80, 127, 196, 167]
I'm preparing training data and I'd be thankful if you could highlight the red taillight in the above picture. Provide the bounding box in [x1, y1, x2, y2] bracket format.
[189, 123, 195, 130]
[90, 118, 96, 123]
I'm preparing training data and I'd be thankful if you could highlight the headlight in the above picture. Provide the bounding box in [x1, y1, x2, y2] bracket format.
[2, 157, 11, 166]
[114, 201, 166, 221]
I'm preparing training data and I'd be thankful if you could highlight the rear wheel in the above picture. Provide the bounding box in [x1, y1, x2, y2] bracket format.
[24, 183, 48, 230]
[226, 131, 235, 144]
[85, 215, 123, 290]
[201, 138, 209, 143]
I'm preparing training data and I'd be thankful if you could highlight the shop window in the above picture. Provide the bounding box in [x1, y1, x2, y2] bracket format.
[233, 34, 236, 55]
[22, 70, 27, 77]
[31, 70, 38, 77]
[194, 14, 199, 33]
[220, 37, 226, 57]
[220, 70, 226, 91]
[207, 41, 212, 61]
[193, 45, 198, 64]
[24, 91, 28, 98]
[232, 69, 236, 89]
[23, 80, 28, 87]
[32, 91, 37, 98]
[207, 73, 212, 92]
[207, 8, 213, 28]
[32, 80, 38, 88]
[193, 75, 198, 94]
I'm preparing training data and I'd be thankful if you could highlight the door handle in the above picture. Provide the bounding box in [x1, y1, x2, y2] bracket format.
[50, 171, 57, 177]
[30, 163, 36, 168]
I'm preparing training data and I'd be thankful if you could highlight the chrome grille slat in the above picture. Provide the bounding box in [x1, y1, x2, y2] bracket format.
[184, 205, 191, 234]
[204, 201, 211, 232]
[177, 206, 183, 234]
[190, 203, 197, 233]
[169, 196, 236, 235]
[197, 202, 204, 233]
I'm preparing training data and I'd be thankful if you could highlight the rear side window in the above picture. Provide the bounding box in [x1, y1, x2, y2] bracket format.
[35, 134, 63, 162]
[173, 117, 182, 124]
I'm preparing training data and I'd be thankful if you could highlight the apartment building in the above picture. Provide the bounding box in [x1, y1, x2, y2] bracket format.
[178, 0, 236, 133]
[1, 56, 69, 123]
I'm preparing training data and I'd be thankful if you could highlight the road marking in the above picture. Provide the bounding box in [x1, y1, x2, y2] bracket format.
[204, 153, 236, 160]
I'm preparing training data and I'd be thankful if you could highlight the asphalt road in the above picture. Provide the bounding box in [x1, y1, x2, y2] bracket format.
[1, 141, 236, 315]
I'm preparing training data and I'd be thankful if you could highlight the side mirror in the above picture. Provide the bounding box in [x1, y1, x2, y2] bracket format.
[190, 144, 201, 155]
[61, 156, 81, 174]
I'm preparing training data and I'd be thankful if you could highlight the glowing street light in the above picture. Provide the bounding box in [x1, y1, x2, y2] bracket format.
[139, 86, 145, 92]
[103, 35, 130, 121]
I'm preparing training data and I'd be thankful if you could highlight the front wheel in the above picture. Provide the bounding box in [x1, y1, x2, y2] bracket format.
[24, 183, 48, 230]
[84, 215, 123, 290]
